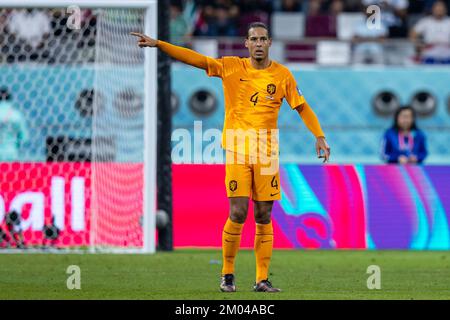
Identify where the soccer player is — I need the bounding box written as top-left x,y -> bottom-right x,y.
131,22 -> 330,293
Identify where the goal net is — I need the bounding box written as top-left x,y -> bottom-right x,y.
0,1 -> 157,253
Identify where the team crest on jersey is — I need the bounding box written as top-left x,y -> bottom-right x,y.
267,84 -> 276,95
229,180 -> 238,192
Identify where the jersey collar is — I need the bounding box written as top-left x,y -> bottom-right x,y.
245,58 -> 275,72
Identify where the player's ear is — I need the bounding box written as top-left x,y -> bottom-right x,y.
268,38 -> 272,47
244,38 -> 249,48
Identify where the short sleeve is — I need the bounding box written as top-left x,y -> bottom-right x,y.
284,71 -> 306,109
206,57 -> 224,78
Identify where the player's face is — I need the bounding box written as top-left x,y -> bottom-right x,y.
397,109 -> 414,131
245,28 -> 271,62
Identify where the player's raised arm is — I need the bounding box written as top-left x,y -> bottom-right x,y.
130,32 -> 208,70
296,102 -> 330,163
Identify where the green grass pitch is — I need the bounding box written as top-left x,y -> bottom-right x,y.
0,249 -> 449,299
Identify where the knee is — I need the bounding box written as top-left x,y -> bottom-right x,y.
229,204 -> 248,224
254,209 -> 271,224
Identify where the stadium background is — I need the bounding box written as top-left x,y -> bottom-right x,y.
1,0 -> 450,251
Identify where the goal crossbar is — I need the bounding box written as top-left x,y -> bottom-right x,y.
0,0 -> 156,9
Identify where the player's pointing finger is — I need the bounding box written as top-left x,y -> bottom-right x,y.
130,32 -> 144,38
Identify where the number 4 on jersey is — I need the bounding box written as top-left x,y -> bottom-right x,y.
250,92 -> 259,106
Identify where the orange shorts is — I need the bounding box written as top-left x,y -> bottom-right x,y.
225,151 -> 280,201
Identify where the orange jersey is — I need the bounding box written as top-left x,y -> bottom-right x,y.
205,56 -> 306,158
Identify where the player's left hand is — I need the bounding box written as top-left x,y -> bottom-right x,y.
316,137 -> 330,163
408,154 -> 418,163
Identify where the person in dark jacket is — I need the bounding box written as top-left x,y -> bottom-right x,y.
381,106 -> 428,164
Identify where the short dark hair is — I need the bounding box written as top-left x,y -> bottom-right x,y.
247,22 -> 271,38
392,105 -> 418,131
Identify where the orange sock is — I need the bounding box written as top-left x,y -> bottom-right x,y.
254,221 -> 274,283
221,218 -> 244,275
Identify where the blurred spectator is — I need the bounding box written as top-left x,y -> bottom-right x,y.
217,0 -> 240,17
237,0 -> 271,36
362,0 -> 409,37
408,0 -> 427,13
308,0 -> 327,15
183,0 -> 203,35
329,0 -> 345,15
305,0 -> 337,37
381,106 -> 427,164
239,0 -> 273,14
6,9 -> 51,49
410,0 -> 450,64
317,0 -> 361,13
209,5 -> 238,36
170,2 -> 190,46
0,87 -> 28,161
194,0 -> 239,36
352,6 -> 388,64
422,0 -> 450,12
275,0 -> 303,12
345,0 -> 366,11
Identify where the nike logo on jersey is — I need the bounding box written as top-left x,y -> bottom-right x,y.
270,192 -> 280,196
240,78 -> 249,81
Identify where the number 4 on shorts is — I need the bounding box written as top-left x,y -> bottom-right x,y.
271,176 -> 278,189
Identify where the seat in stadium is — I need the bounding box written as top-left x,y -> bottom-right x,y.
271,12 -> 305,40
316,41 -> 351,65
305,15 -> 337,38
285,43 -> 316,63
337,13 -> 365,40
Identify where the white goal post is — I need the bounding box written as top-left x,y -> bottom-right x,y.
0,0 -> 158,253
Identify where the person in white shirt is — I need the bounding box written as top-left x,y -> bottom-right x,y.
7,9 -> 51,49
410,0 -> 450,63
